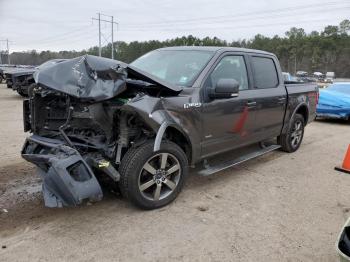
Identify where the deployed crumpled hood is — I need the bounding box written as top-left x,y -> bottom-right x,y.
34,55 -> 182,102
34,55 -> 128,102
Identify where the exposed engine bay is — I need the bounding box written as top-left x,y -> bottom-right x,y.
25,85 -> 154,158
21,55 -> 184,207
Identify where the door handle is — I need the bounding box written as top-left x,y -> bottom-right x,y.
277,97 -> 286,104
246,101 -> 257,107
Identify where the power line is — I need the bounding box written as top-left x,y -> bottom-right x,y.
17,15 -> 346,52
25,34 -> 98,51
116,5 -> 350,32
117,16 -> 348,33
122,6 -> 350,31
30,27 -> 95,46
31,25 -> 94,43
121,1 -> 348,28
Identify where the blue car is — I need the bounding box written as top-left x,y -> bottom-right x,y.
317,83 -> 350,120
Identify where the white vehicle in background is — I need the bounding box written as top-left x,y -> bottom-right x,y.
282,72 -> 301,83
282,72 -> 292,82
313,72 -> 324,80
296,71 -> 308,77
325,72 -> 335,83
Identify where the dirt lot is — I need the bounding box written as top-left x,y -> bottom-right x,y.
1,84 -> 350,262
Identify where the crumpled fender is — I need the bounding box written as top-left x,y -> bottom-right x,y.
122,94 -> 201,164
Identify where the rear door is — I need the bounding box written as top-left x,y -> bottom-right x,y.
249,55 -> 287,139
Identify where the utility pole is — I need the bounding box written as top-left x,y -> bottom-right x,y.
92,13 -> 118,59
294,45 -> 297,75
0,39 -> 10,64
111,16 -> 114,60
98,13 -> 101,57
6,39 -> 10,65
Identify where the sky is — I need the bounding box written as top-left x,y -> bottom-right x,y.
0,0 -> 349,52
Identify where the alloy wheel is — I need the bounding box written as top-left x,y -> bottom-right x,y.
138,153 -> 181,201
290,120 -> 303,148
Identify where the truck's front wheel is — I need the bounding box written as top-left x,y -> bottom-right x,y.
279,113 -> 305,152
119,140 -> 188,209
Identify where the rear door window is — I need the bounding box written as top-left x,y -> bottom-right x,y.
251,56 -> 279,89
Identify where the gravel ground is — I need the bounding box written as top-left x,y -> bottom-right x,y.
1,84 -> 350,262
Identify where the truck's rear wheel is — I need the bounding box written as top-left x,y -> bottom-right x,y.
119,140 -> 188,210
279,113 -> 305,152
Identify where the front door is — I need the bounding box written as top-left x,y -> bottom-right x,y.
200,54 -> 258,158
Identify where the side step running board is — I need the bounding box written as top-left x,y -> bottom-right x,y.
198,144 -> 281,176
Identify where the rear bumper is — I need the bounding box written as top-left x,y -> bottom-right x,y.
21,135 -> 103,207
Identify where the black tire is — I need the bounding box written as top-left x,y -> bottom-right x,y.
278,113 -> 305,153
17,89 -> 28,97
28,83 -> 36,98
119,140 -> 188,210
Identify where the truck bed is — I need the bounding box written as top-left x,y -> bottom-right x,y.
285,82 -> 318,94
285,82 -> 318,124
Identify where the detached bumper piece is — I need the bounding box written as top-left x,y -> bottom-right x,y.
22,135 -> 103,207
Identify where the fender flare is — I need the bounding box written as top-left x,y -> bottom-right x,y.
153,122 -> 169,151
291,102 -> 309,123
282,102 -> 309,135
153,122 -> 194,160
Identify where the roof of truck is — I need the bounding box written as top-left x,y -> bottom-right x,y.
158,46 -> 274,55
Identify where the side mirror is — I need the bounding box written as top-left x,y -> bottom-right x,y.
209,78 -> 239,99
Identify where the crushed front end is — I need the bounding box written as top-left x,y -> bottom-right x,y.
21,55 -> 179,207
22,86 -> 124,207
22,135 -> 104,207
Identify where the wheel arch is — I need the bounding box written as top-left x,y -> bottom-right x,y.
154,122 -> 193,164
281,102 -> 309,136
294,103 -> 309,124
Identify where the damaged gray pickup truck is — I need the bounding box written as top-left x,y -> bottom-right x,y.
21,47 -> 318,209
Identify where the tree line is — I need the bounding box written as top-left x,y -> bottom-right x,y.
8,19 -> 350,77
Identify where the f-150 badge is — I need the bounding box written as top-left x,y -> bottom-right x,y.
183,103 -> 202,109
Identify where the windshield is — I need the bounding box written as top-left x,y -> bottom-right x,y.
130,50 -> 214,87
328,84 -> 350,95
